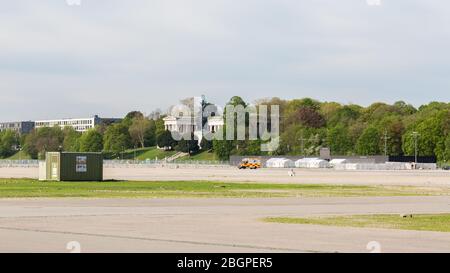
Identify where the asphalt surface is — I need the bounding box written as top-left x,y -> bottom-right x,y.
1,166 -> 449,186
0,196 -> 449,253
1,167 -> 449,253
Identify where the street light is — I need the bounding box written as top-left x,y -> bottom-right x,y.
298,131 -> 307,157
382,129 -> 390,157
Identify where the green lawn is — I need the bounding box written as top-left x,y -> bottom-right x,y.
133,147 -> 178,160
1,179 -> 450,199
177,151 -> 217,161
6,150 -> 31,160
104,147 -> 178,160
105,148 -> 219,161
264,214 -> 450,232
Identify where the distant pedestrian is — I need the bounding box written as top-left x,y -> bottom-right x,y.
288,169 -> 296,177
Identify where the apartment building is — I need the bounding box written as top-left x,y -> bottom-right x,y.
0,121 -> 35,134
35,115 -> 121,133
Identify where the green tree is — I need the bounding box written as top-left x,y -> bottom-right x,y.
356,127 -> 381,155
285,98 -> 320,117
402,110 -> 448,160
241,140 -> 263,156
290,107 -> 326,128
327,125 -> 353,156
103,123 -> 132,153
176,133 -> 200,154
80,129 -> 103,152
213,138 -> 234,160
154,118 -> 166,136
212,96 -> 249,160
144,119 -> 157,147
376,116 -> 405,155
444,135 -> 450,163
63,127 -> 81,152
0,130 -> 18,158
393,101 -> 417,115
327,105 -> 362,127
156,130 -> 177,150
124,111 -> 144,123
129,116 -> 152,148
227,96 -> 247,107
200,137 -> 213,151
23,127 -> 64,159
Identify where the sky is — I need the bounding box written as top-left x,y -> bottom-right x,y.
0,0 -> 449,121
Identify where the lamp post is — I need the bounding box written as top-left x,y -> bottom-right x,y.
383,129 -> 390,157
298,132 -> 308,157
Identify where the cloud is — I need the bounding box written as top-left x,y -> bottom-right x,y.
0,0 -> 449,121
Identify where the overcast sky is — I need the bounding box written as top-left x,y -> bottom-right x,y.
1,0 -> 449,121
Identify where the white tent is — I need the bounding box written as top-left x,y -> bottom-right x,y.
329,159 -> 348,166
265,158 -> 279,168
266,158 -> 295,168
280,158 -> 295,168
295,158 -> 329,169
294,158 -> 318,168
308,159 -> 330,169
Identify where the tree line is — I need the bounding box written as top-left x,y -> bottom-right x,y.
0,97 -> 448,163
212,97 -> 449,163
0,110 -> 205,160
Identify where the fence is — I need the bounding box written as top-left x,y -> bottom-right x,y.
0,160 -> 39,168
103,159 -> 230,169
333,162 -> 437,171
0,160 -> 440,170
229,155 -> 389,166
0,159 -> 229,167
389,156 -> 437,163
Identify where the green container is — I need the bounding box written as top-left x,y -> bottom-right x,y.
45,152 -> 103,181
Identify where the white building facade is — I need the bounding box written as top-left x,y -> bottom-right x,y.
163,96 -> 225,145
0,121 -> 35,134
163,115 -> 224,144
207,116 -> 224,133
35,115 -> 121,133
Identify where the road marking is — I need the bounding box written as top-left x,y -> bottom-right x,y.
0,226 -> 325,253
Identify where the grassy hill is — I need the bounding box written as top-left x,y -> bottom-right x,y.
4,147 -> 215,162
177,150 -> 217,161
104,148 -> 219,162
134,147 -> 178,160
6,150 -> 32,160
104,147 -> 178,160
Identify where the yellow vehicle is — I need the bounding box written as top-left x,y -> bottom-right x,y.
238,158 -> 261,169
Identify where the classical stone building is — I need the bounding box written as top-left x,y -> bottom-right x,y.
163,115 -> 224,144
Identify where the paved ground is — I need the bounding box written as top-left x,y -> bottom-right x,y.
0,196 -> 449,253
1,166 -> 449,186
1,167 -> 449,252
